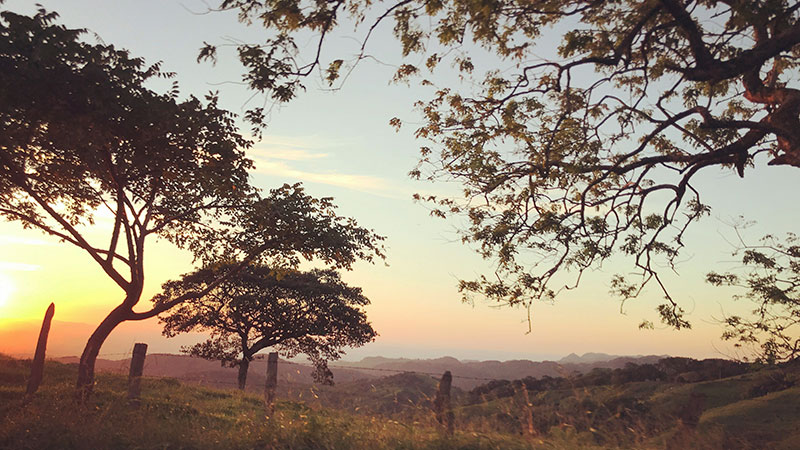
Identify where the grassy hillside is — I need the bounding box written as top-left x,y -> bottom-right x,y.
0,355 -> 531,450
2,354 -> 799,449
455,363 -> 800,449
300,372 -> 465,419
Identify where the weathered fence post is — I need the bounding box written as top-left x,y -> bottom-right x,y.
513,379 -> 536,437
433,370 -> 454,435
264,352 -> 278,417
24,302 -> 55,402
127,343 -> 147,407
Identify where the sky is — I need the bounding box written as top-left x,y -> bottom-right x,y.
1,0 -> 798,363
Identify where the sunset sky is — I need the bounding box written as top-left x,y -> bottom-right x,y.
1,0 -> 799,363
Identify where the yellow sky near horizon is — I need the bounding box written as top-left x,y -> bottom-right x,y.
0,204 -> 749,362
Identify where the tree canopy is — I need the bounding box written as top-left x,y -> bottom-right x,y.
157,265 -> 376,388
209,0 -> 800,328
707,232 -> 800,363
0,7 -> 384,394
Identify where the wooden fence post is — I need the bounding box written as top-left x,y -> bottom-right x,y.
434,370 -> 454,435
264,352 -> 278,417
24,302 -> 55,401
513,380 -> 536,437
127,343 -> 147,407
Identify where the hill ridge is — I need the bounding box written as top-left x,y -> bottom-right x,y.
51,353 -> 668,389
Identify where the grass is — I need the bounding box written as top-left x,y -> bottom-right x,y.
0,356 -> 537,450
2,354 -> 799,449
697,387 -> 800,448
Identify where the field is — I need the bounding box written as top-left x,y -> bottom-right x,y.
1,355 -> 799,449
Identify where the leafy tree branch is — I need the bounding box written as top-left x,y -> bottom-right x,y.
209,0 -> 800,328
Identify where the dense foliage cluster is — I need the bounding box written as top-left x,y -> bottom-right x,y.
157,265 -> 377,387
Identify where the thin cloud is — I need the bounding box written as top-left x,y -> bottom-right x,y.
249,147 -> 328,161
248,135 -> 399,197
0,261 -> 40,271
250,158 -> 390,193
257,134 -> 354,150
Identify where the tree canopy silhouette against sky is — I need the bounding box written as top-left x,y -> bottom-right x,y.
158,265 -> 376,389
0,6 -> 384,396
210,0 -> 800,331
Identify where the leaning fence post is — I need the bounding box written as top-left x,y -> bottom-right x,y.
24,302 -> 55,402
127,343 -> 147,407
264,352 -> 278,417
513,379 -> 536,437
434,370 -> 454,435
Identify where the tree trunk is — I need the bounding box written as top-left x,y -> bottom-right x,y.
237,359 -> 249,390
76,305 -> 128,401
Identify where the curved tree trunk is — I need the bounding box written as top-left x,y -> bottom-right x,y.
76,305 -> 129,401
237,359 -> 250,390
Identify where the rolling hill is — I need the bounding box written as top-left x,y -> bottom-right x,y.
2,354 -> 798,448
54,353 -> 672,391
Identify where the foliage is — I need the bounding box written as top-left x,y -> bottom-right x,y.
1,7 -> 250,288
707,232 -> 800,363
210,0 -> 800,328
0,6 -> 384,391
157,265 -> 377,386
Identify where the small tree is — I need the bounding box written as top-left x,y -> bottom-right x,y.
707,232 -> 800,364
0,8 -> 384,397
157,265 -> 376,389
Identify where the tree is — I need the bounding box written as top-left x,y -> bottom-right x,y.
157,264 -> 376,389
0,7 -> 384,397
707,232 -> 800,363
210,0 -> 800,328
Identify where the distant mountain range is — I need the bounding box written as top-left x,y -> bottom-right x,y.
51,352 -> 668,391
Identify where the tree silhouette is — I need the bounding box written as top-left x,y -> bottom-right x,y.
211,0 -> 800,328
0,7 -> 384,397
707,232 -> 800,363
158,265 -> 376,389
